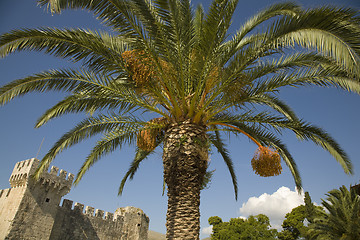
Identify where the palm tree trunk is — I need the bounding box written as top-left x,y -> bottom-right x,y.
163,120 -> 208,240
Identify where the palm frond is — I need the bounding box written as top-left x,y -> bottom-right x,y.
266,6 -> 360,76
38,0 -> 143,40
36,90 -> 137,128
187,0 -> 238,112
246,94 -> 299,121
244,52 -> 334,81
0,68 -> 114,105
209,111 -> 290,134
223,121 -> 302,191
118,147 -> 152,196
308,186 -> 360,239
221,2 -> 301,63
281,120 -> 353,174
209,131 -> 238,200
249,66 -> 360,96
118,132 -> 164,195
0,67 -> 170,120
215,116 -> 352,176
74,126 -> 141,185
33,114 -> 143,179
0,28 -> 128,74
130,0 -> 159,39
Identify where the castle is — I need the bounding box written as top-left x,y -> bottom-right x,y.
0,158 -> 149,240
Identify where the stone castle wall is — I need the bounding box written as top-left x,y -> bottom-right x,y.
49,200 -> 149,240
0,186 -> 27,239
0,158 -> 149,240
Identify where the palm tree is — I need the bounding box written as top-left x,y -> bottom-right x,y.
308,186 -> 360,240
0,0 -> 359,239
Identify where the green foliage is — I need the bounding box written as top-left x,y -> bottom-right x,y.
201,169 -> 215,190
278,205 -> 307,240
209,214 -> 278,240
208,216 -> 223,226
304,191 -> 316,224
308,185 -> 360,240
278,192 -> 323,240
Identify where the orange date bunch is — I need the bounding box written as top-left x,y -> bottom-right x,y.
251,146 -> 282,177
137,129 -> 157,152
121,50 -> 171,90
122,50 -> 155,88
137,118 -> 166,151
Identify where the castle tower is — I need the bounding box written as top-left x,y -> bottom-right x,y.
0,158 -> 74,239
0,158 -> 149,240
114,206 -> 149,239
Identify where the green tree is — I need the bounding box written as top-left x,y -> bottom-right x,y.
308,186 -> 360,240
0,0 -> 359,239
304,191 -> 316,224
209,214 -> 277,240
278,205 -> 307,240
278,192 -> 323,240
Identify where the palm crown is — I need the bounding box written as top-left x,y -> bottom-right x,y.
0,0 -> 359,239
308,186 -> 360,239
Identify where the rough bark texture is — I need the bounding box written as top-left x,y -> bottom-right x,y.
163,120 -> 208,240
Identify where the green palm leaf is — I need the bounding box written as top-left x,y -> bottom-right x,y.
75,126 -> 141,185
308,186 -> 360,239
209,131 -> 238,200
34,114 -> 143,179
0,28 -> 126,74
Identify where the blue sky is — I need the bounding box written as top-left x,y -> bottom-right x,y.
0,0 -> 359,238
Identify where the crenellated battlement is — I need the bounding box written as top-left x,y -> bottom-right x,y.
37,165 -> 74,196
48,165 -> 74,182
60,199 -> 123,222
7,158 -> 74,196
9,158 -> 39,188
59,199 -> 148,224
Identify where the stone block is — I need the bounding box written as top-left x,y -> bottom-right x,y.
59,170 -> 67,179
74,202 -> 84,213
62,199 -> 73,209
105,212 -> 114,220
67,173 -> 74,182
95,209 -> 104,218
50,166 -> 59,175
85,206 -> 94,216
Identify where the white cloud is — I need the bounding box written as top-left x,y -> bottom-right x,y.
202,225 -> 213,235
239,186 -> 304,229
